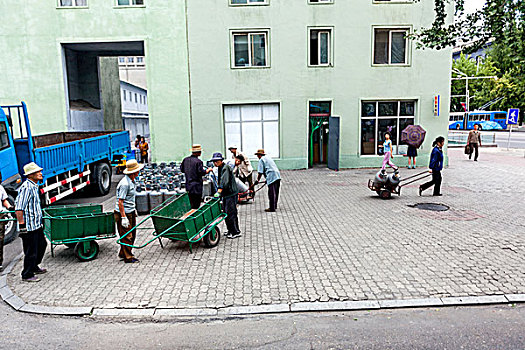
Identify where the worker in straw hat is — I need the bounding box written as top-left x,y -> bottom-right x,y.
254,149 -> 281,212
115,159 -> 144,263
228,145 -> 253,188
181,144 -> 208,209
15,162 -> 47,282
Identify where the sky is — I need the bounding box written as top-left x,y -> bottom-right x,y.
463,0 -> 486,13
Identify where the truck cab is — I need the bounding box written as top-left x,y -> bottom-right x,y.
0,106 -> 22,194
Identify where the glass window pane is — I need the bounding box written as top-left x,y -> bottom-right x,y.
251,34 -> 266,66
374,29 -> 389,64
234,34 -> 249,67
310,101 -> 331,116
224,105 -> 241,122
378,102 -> 397,116
225,123 -> 241,152
118,0 -> 130,5
391,32 -> 407,64
241,105 -> 262,121
263,104 -> 279,121
134,0 -> 144,4
362,102 -> 376,117
242,122 -> 262,157
76,0 -> 87,5
60,0 -> 73,5
310,31 -> 319,65
263,122 -> 279,158
232,0 -> 247,3
377,119 -> 397,155
361,119 -> 375,155
400,101 -> 415,116
320,32 -> 329,64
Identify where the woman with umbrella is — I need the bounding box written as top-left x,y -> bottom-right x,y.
401,125 -> 426,169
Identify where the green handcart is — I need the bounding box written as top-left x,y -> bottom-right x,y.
43,204 -> 116,261
117,193 -> 226,253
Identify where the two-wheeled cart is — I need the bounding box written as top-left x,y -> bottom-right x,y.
368,170 -> 431,199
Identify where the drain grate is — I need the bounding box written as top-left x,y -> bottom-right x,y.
408,203 -> 450,212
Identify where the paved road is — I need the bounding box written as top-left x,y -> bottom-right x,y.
494,130 -> 525,149
0,299 -> 523,349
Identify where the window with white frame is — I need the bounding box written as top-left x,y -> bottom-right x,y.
137,57 -> 144,63
373,28 -> 409,65
231,0 -> 267,4
309,28 -> 332,66
118,57 -> 126,63
308,0 -> 333,3
360,100 -> 415,155
58,0 -> 87,7
232,31 -> 269,68
123,90 -> 127,101
224,104 -> 280,158
116,0 -> 144,6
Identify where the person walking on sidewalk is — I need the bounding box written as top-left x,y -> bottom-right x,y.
0,173 -> 15,272
254,149 -> 281,212
115,159 -> 143,263
419,136 -> 445,197
209,153 -> 241,239
14,162 -> 47,282
228,145 -> 253,187
181,144 -> 207,209
467,124 -> 482,161
139,137 -> 149,164
381,132 -> 399,172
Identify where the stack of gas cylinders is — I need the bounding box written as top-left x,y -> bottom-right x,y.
372,169 -> 401,191
135,162 -> 187,214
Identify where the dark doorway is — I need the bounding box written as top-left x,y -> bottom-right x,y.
308,101 -> 331,167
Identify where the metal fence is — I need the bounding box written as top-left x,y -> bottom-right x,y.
448,131 -> 496,145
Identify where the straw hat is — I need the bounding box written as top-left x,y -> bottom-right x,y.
23,162 -> 43,176
254,149 -> 266,156
191,144 -> 202,153
123,159 -> 144,174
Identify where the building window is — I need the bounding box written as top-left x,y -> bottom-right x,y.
360,100 -> 415,156
119,57 -> 126,63
128,57 -> 134,63
123,90 -> 127,101
0,122 -> 10,151
230,0 -> 268,5
58,0 -> 87,7
308,0 -> 333,3
129,91 -> 132,100
373,28 -> 409,65
224,104 -> 279,158
137,57 -> 144,63
232,31 -> 269,68
309,28 -> 333,66
135,93 -> 138,103
117,0 -> 144,6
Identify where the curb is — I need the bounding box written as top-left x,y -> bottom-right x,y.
2,255 -> 524,318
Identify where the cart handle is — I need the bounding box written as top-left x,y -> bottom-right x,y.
0,211 -> 16,223
399,170 -> 431,183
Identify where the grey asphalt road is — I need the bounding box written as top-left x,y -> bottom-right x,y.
494,130 -> 525,149
0,299 -> 523,349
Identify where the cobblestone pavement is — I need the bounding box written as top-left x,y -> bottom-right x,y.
7,148 -> 525,309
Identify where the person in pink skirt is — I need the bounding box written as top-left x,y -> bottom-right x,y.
381,132 -> 399,172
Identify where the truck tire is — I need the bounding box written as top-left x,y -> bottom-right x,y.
93,162 -> 112,196
3,196 -> 17,245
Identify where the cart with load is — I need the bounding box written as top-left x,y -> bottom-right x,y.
43,204 -> 116,261
368,170 -> 431,199
117,193 -> 226,253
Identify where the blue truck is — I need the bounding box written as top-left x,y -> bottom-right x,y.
1,102 -> 131,243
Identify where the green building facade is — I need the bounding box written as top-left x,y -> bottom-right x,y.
0,0 -> 452,169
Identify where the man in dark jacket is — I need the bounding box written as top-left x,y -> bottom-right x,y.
210,152 -> 241,239
181,145 -> 207,209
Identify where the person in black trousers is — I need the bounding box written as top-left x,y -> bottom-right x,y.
419,136 -> 445,196
181,145 -> 207,209
210,152 -> 241,239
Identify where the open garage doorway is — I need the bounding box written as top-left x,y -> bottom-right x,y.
61,41 -> 145,134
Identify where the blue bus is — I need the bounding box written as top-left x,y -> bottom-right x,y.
449,111 -> 507,130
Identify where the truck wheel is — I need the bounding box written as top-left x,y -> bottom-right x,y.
74,241 -> 99,261
93,163 -> 112,196
203,227 -> 220,248
3,196 -> 17,245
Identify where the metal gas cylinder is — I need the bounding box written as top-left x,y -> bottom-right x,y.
202,180 -> 212,197
235,178 -> 249,193
135,191 -> 150,214
386,173 -> 401,187
149,190 -> 164,210
373,170 -> 388,187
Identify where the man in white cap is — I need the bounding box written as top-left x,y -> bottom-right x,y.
228,145 -> 253,188
115,159 -> 143,263
15,162 -> 47,282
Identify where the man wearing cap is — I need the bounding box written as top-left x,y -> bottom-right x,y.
209,153 -> 241,239
181,145 -> 208,209
254,149 -> 281,212
115,159 -> 143,263
228,145 -> 253,188
15,162 -> 47,282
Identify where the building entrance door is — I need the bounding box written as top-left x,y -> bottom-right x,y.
308,101 -> 331,167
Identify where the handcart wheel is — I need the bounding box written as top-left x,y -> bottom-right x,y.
379,190 -> 392,199
74,241 -> 99,262
203,227 -> 221,248
65,243 -> 77,249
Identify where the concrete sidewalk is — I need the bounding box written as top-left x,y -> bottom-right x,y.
3,149 -> 525,315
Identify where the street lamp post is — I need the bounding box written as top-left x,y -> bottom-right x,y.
450,70 -> 498,112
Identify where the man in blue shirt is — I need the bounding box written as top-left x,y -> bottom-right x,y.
15,162 -> 47,282
254,149 -> 281,212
